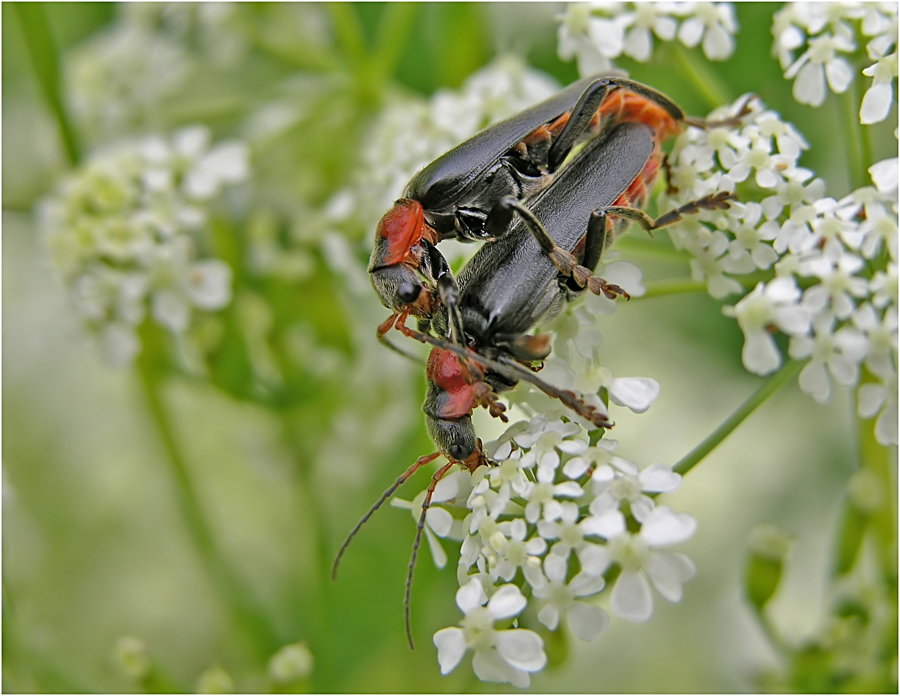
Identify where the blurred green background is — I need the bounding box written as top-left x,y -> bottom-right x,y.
3,3 -> 896,693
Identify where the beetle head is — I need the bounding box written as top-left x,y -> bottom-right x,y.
422,348 -> 490,473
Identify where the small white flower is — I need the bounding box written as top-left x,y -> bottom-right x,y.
590,460 -> 682,523
784,32 -> 856,107
858,375 -> 899,446
724,278 -> 813,374
675,2 -> 738,61
789,314 -> 868,402
434,580 -> 546,689
860,39 -> 898,125
514,417 -> 587,474
532,554 -> 609,641
579,506 -> 697,622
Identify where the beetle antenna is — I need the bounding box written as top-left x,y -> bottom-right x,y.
405,460 -> 455,650
332,451 -> 442,581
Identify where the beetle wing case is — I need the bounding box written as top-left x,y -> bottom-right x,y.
405,73 -> 625,214
453,121 -> 655,346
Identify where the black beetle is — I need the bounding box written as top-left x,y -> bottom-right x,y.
368,74 -> 685,338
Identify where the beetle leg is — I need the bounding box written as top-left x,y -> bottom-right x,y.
395,318 -> 613,430
547,79 -> 612,171
377,313 -> 422,361
601,190 -> 737,234
683,94 -> 754,130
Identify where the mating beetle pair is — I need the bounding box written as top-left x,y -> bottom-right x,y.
338,73 -> 743,648
368,74 -> 685,346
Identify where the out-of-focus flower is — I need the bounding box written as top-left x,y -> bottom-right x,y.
40,126 -> 248,366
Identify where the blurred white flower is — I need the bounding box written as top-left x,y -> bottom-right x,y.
40,126 -> 247,365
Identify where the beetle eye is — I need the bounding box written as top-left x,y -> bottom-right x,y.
448,444 -> 470,461
398,282 -> 421,304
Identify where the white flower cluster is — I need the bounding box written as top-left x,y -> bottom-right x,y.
660,95 -> 898,445
40,126 -> 249,366
349,56 -> 560,244
772,2 -> 898,123
398,414 -> 695,688
557,2 -> 738,75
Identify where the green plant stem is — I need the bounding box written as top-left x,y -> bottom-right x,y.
136,361 -> 280,661
373,3 -> 418,80
278,411 -> 335,693
672,43 -> 732,109
839,86 -> 868,191
855,369 -> 898,581
328,3 -> 366,67
673,360 -> 803,477
752,605 -> 791,657
640,271 -> 774,300
15,3 -> 81,166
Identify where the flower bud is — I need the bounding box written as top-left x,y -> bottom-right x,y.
113,636 -> 151,680
268,642 -> 314,683
195,665 -> 234,694
744,523 -> 792,611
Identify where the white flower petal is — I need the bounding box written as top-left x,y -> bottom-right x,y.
582,509 -> 626,539
858,383 -> 886,418
568,602 -> 609,642
638,463 -> 681,493
793,61 -> 826,107
825,58 -> 853,94
640,507 -> 697,546
875,398 -> 898,446
426,507 -> 454,537
495,629 -> 547,672
645,550 -> 696,602
743,330 -> 782,375
608,377 -> 660,413
538,603 -> 560,631
433,627 -> 466,674
487,584 -> 526,620
611,570 -> 653,622
456,578 -> 487,613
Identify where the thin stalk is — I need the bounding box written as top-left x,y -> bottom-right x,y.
372,3 -> 418,80
640,278 -> 708,298
15,3 -> 81,166
839,86 -> 868,191
639,270 -> 775,300
855,369 -> 897,580
328,3 -> 366,67
278,411 -> 335,693
752,605 -> 791,657
674,360 -> 802,477
136,361 -> 281,660
672,43 -> 732,109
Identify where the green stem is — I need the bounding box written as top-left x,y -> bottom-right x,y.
673,360 -> 803,477
855,368 -> 897,581
372,3 -> 419,80
278,411 -> 335,693
752,605 -> 791,657
640,278 -> 708,298
640,271 -> 773,300
136,361 -> 281,661
671,43 -> 732,109
839,85 -> 868,191
15,3 -> 81,166
328,3 -> 366,66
